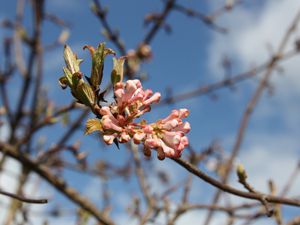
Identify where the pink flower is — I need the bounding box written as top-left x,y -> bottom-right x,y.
162,131 -> 189,152
160,109 -> 190,130
113,79 -> 161,119
103,134 -> 118,145
141,108 -> 190,159
158,109 -> 190,158
100,106 -> 123,132
97,79 -> 190,159
133,132 -> 146,144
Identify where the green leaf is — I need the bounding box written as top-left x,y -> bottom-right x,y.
91,43 -> 105,88
104,47 -> 116,56
111,57 -> 125,85
76,83 -> 96,107
85,118 -> 103,134
64,45 -> 81,74
84,43 -> 115,90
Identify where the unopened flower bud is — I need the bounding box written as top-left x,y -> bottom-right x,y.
236,163 -> 247,181
143,147 -> 152,157
157,148 -> 165,160
137,44 -> 152,60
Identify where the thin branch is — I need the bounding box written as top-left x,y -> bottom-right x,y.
172,158 -> 300,207
209,0 -> 243,20
173,3 -> 227,33
28,0 -> 44,135
92,0 -> 126,56
143,0 -> 176,45
0,189 -> 47,204
0,39 -> 14,124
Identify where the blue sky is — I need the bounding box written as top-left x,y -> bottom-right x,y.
0,0 -> 300,224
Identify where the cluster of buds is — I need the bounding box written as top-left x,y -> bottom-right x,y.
60,43 -> 190,160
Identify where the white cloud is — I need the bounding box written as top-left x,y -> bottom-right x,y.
207,0 -> 300,77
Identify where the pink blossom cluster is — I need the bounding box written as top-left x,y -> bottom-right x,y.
99,79 -> 190,160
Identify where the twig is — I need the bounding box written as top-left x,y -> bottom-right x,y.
0,39 -> 14,125
26,0 -> 44,154
237,165 -> 273,216
143,0 -> 176,45
209,0 -> 243,20
172,158 -> 300,207
173,3 -> 227,33
92,0 -> 126,56
0,189 -> 47,204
